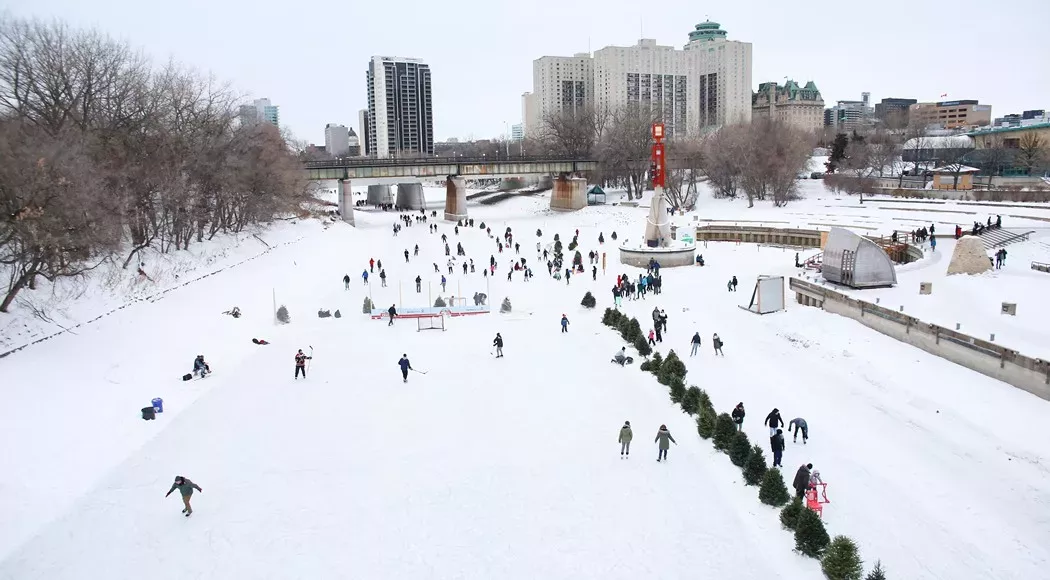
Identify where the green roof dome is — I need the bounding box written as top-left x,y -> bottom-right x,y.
688,20 -> 728,42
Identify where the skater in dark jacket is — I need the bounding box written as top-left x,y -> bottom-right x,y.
343,274 -> 350,289
655,425 -> 677,461
770,429 -> 785,467
398,354 -> 412,382
690,332 -> 702,356
388,304 -> 397,326
165,475 -> 203,516
731,402 -> 745,431
493,333 -> 504,357
793,463 -> 813,498
619,421 -> 633,457
294,349 -> 311,379
560,314 -> 570,333
764,408 -> 784,437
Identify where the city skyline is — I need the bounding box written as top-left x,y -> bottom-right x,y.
6,0 -> 1047,143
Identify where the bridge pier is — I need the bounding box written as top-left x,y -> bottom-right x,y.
396,183 -> 426,210
549,175 -> 587,211
444,176 -> 468,222
337,179 -> 355,226
366,184 -> 393,206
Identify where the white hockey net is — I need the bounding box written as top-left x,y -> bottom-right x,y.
417,314 -> 446,332
447,296 -> 468,307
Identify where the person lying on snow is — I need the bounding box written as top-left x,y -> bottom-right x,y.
611,347 -> 632,366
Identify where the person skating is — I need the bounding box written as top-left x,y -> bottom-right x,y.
732,402 -> 745,432
387,304 -> 397,326
294,349 -> 312,379
792,463 -> 813,499
192,355 -> 210,378
731,276 -> 738,291
770,428 -> 785,467
619,421 -> 633,457
726,279 -> 733,292
712,333 -> 724,356
343,274 -> 350,290
398,354 -> 412,383
441,275 -> 447,292
165,475 -> 203,516
655,424 -> 677,462
362,269 -> 369,285
415,276 -> 422,293
592,265 -> 597,281
560,314 -> 570,333
369,258 -> 375,272
690,332 -> 702,356
493,333 -> 504,358
764,408 -> 784,437
788,417 -> 808,444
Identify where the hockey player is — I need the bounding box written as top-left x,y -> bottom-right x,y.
415,276 -> 422,293
165,475 -> 203,516
343,274 -> 350,290
493,333 -> 504,357
764,408 -> 784,437
788,417 -> 809,444
732,402 -> 745,431
294,349 -> 312,379
398,354 -> 412,383
560,314 -> 570,333
618,421 -> 633,457
655,425 -> 677,462
387,304 -> 397,326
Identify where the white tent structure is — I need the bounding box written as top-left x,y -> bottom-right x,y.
821,228 -> 897,288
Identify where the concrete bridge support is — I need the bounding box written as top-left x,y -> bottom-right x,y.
396,183 -> 426,210
444,176 -> 468,222
366,184 -> 393,206
549,176 -> 587,211
336,179 -> 355,226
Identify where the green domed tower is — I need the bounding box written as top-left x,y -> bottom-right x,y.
688,21 -> 728,43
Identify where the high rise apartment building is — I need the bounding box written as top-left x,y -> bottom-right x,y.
358,109 -> 371,156
824,93 -> 873,132
324,123 -> 350,157
751,80 -> 824,133
366,56 -> 434,158
526,21 -> 751,138
238,98 -> 280,128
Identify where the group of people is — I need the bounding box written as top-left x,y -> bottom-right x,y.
760,407 -> 809,468
617,421 -> 678,462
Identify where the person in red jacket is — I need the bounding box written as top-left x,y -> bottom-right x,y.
294,349 -> 312,379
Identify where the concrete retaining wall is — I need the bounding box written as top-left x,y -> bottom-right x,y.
789,277 -> 1050,401
695,225 -> 823,248
619,247 -> 696,268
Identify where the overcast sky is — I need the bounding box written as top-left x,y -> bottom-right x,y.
6,0 -> 1048,143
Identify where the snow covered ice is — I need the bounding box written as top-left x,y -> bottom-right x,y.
1,183 -> 1049,579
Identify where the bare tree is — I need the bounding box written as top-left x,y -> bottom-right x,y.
701,124 -> 749,199
596,105 -> 656,199
739,119 -> 812,207
665,135 -> 704,210
0,121 -> 121,312
1017,132 -> 1047,176
976,135 -> 1012,188
538,106 -> 603,158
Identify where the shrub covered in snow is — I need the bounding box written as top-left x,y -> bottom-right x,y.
500,297 -> 512,313
362,297 -> 374,314
276,305 -> 290,324
434,297 -> 447,307
581,291 -> 596,308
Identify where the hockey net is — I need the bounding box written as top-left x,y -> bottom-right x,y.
417,314 -> 446,332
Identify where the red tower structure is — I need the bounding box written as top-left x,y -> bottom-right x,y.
651,122 -> 666,188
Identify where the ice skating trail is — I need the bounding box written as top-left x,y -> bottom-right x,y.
0,192 -> 1048,580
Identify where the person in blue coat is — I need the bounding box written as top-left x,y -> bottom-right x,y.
560,314 -> 570,333
398,354 -> 412,383
361,269 -> 369,284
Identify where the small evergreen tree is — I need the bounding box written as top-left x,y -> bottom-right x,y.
697,389 -> 714,415
569,240 -> 578,251
581,291 -> 596,308
794,508 -> 831,558
680,387 -> 702,415
362,297 -> 374,314
602,308 -> 622,326
536,228 -> 542,237
554,233 -> 560,242
646,351 -> 663,375
479,221 -> 486,229
611,231 -> 617,240
554,240 -> 563,255
668,376 -> 686,404
434,297 -> 447,307
780,497 -> 804,530
276,305 -> 291,324
712,413 -> 738,451
696,407 -> 716,439
660,350 -> 687,379
729,431 -> 751,467
864,561 -> 887,580
622,318 -> 643,343
822,535 -> 864,580
617,316 -> 633,340
333,310 -> 341,318
758,468 -> 791,507
634,335 -> 652,356
826,133 -> 849,173
500,297 -> 512,313
743,445 -> 768,486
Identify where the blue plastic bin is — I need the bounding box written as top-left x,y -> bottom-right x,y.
152,398 -> 163,413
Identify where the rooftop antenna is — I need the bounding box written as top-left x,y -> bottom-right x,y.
640,16 -> 643,39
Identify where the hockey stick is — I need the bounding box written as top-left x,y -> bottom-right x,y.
410,368 -> 428,375
307,346 -> 314,373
